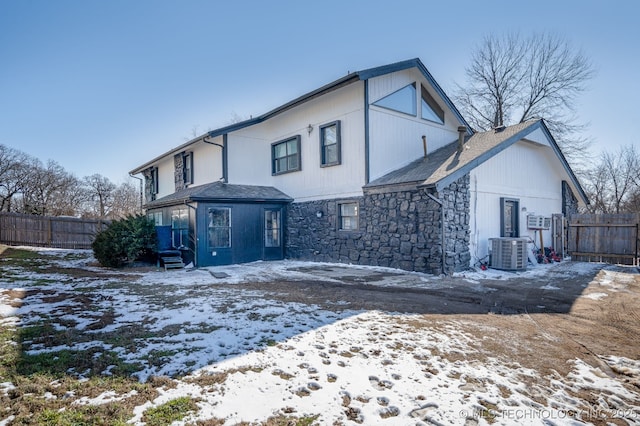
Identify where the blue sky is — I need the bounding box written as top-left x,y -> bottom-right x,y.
1,0 -> 638,184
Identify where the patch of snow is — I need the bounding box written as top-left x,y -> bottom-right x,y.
0,382 -> 16,396
540,284 -> 560,290
74,389 -> 139,406
582,292 -> 608,300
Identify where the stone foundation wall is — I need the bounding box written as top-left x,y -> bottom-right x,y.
286,175 -> 471,274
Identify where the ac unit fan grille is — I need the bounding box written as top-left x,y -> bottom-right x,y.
490,238 -> 528,271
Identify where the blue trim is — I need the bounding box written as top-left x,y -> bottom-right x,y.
319,120 -> 342,167
364,79 -> 370,184
536,120 -> 589,205
222,134 -> 229,182
271,135 -> 302,175
358,58 -> 471,134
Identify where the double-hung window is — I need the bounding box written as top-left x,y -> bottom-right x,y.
272,136 -> 301,175
338,202 -> 359,231
320,121 -> 341,167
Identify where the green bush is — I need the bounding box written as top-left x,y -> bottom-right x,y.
92,215 -> 157,267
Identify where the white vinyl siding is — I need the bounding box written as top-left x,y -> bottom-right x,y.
367,68 -> 462,182
191,138 -> 224,186
227,82 -> 366,202
155,156 -> 175,199
468,140 -> 567,266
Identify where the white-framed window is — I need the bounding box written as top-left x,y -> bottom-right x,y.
272,136 -> 301,175
171,207 -> 188,248
148,211 -> 163,226
339,202 -> 359,231
320,121 -> 341,167
208,208 -> 231,248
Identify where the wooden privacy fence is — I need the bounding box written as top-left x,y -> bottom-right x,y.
567,213 -> 639,266
0,212 -> 110,250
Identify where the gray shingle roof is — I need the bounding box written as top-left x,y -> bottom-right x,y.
365,120 -> 545,192
145,182 -> 293,208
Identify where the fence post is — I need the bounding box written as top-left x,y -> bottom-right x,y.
48,216 -> 52,247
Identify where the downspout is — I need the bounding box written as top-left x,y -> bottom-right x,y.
427,192 -> 446,275
128,174 -> 143,213
203,133 -> 228,183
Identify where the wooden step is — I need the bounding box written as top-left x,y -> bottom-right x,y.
161,256 -> 185,270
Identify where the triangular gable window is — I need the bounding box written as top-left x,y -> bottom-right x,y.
373,83 -> 416,116
421,85 -> 444,124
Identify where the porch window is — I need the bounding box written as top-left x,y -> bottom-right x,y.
264,209 -> 281,247
148,211 -> 163,226
171,208 -> 189,248
272,136 -> 301,175
339,202 -> 359,231
208,208 -> 231,248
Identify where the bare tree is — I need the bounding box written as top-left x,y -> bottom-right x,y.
19,159 -> 80,216
109,180 -> 141,219
83,174 -> 116,219
0,144 -> 35,212
583,145 -> 640,213
455,32 -> 595,166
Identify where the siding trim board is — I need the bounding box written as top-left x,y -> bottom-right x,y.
364,79 -> 370,184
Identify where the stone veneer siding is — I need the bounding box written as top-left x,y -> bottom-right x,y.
174,153 -> 185,191
142,168 -> 155,203
286,175 -> 471,274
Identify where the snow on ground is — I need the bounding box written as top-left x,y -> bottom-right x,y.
1,247 -> 639,425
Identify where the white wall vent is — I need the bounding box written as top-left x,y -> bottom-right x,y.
489,238 -> 528,271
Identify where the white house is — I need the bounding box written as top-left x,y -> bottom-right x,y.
130,58 -> 588,272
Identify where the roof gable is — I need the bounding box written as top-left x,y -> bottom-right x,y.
130,58 -> 470,175
365,119 -> 589,205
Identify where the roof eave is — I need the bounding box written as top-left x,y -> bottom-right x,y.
130,58 -> 472,174
422,121 -> 543,192
536,121 -> 590,205
358,58 -> 473,133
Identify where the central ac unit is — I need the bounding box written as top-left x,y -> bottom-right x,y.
489,238 -> 528,271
